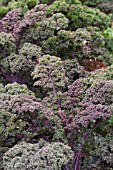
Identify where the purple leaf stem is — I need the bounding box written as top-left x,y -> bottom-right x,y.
73,150 -> 82,170
44,119 -> 63,142
63,165 -> 72,170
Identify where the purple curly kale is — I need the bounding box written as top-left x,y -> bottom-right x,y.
1,8 -> 22,33
75,103 -> 112,128
63,59 -> 88,84
13,4 -> 48,48
0,93 -> 41,118
1,43 -> 42,85
32,54 -> 68,91
82,80 -> 113,105
1,43 -> 42,73
3,140 -> 74,170
0,1 -> 113,169
67,80 -> 113,128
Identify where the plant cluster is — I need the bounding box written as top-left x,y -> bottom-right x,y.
0,0 -> 113,169
3,140 -> 73,170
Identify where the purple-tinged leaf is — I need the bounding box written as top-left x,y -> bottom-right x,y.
1,72 -> 17,83
67,115 -> 73,124
0,68 -> 24,84
44,120 -> 55,133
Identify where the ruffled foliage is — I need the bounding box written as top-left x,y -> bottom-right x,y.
47,0 -> 110,30
80,0 -> 113,7
1,8 -> 23,33
0,82 -> 35,95
42,27 -> 113,65
0,0 -> 39,19
85,65 -> 113,85
1,43 -> 42,73
3,140 -> 73,170
0,32 -> 16,58
1,0 -> 113,169
32,54 -> 68,90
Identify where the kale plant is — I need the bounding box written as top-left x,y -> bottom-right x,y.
0,0 -> 113,169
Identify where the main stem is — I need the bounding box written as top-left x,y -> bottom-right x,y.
49,75 -> 67,123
